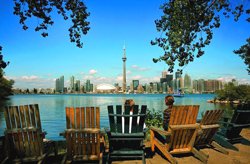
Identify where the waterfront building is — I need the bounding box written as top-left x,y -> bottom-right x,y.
55,76 -> 64,93
85,80 -> 91,93
162,82 -> 168,93
122,45 -> 127,93
75,80 -> 80,92
198,79 -> 205,93
145,83 -> 151,93
152,82 -> 158,93
184,73 -> 192,93
132,80 -> 139,91
96,83 -> 116,93
70,76 -> 75,92
175,71 -> 182,79
137,84 -> 144,93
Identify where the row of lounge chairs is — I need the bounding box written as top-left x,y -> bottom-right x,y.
1,104 -> 250,163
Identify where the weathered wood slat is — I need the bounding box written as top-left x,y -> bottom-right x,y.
19,106 -> 26,128
138,105 -> 147,132
24,105 -> 31,128
108,106 -> 115,132
124,106 -> 130,133
116,105 -> 122,133
91,107 -> 95,156
34,104 -> 42,130
10,106 -> 17,129
4,106 -> 11,129
132,106 -> 139,133
66,107 -> 71,129
14,106 -> 21,128
29,105 -> 36,128
76,107 -> 80,129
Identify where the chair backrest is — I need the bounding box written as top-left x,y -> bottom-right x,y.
169,105 -> 199,125
65,107 -> 100,160
107,105 -> 147,133
5,104 -> 42,131
200,109 -> 224,125
230,110 -> 250,124
4,104 -> 43,159
195,109 -> 224,146
168,105 -> 199,153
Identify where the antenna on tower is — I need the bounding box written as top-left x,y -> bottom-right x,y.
123,40 -> 126,50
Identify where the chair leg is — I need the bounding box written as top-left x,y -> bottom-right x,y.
142,153 -> 146,164
211,141 -> 229,154
154,139 -> 177,164
61,154 -> 67,164
213,134 -> 239,151
191,147 -> 208,163
150,130 -> 155,152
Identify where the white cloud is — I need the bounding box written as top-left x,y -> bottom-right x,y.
89,69 -> 97,75
21,75 -> 39,81
131,65 -> 150,71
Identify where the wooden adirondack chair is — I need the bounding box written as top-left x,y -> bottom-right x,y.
195,109 -> 228,154
213,109 -> 250,151
62,106 -> 103,163
3,104 -> 47,163
150,105 -> 208,164
106,105 -> 147,164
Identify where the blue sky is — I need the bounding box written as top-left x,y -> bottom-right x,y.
1,0 -> 250,89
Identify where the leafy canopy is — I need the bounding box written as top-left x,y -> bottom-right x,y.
151,0 -> 249,73
13,0 -> 90,48
234,37 -> 250,74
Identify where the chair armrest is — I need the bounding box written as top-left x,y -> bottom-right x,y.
150,126 -> 171,136
219,121 -> 250,128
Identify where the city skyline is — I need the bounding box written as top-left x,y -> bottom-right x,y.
1,0 -> 250,89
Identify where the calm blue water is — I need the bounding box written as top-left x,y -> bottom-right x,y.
0,94 -> 233,140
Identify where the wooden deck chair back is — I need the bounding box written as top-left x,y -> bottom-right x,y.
65,107 -> 101,161
150,105 -> 208,163
231,110 -> 250,124
4,104 -> 45,162
168,105 -> 199,153
107,105 -> 147,134
195,109 -> 228,154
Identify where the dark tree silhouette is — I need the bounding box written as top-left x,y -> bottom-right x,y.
12,0 -> 90,48
234,37 -> 250,74
151,0 -> 249,73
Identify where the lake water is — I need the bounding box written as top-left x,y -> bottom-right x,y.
0,94 -> 234,140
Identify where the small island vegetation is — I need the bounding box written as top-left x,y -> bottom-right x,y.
211,80 -> 250,104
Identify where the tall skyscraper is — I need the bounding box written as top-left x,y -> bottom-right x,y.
55,76 -> 64,93
122,45 -> 127,93
70,76 -> 75,91
59,76 -> 64,93
184,73 -> 192,93
132,80 -> 139,90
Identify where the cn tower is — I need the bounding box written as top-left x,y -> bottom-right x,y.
122,45 -> 127,93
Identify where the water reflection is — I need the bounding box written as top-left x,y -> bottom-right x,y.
0,94 -> 237,140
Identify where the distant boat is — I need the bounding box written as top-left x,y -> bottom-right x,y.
173,93 -> 184,97
173,89 -> 184,97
